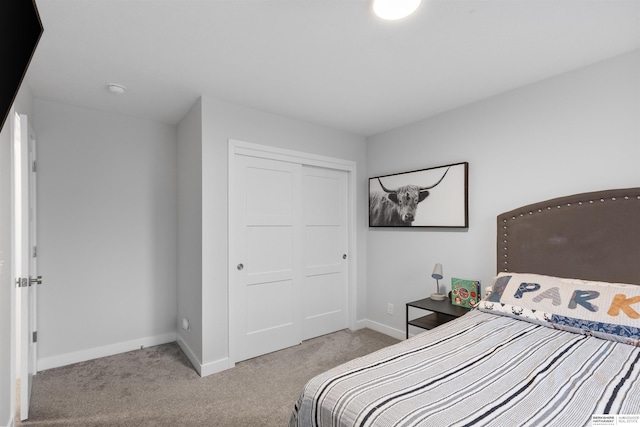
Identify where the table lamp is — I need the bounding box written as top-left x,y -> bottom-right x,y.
430,263 -> 446,301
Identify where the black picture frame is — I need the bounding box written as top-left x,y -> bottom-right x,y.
369,162 -> 468,228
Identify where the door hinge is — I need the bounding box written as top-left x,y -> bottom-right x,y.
32,160 -> 37,173
32,331 -> 37,343
33,245 -> 37,258
15,278 -> 28,288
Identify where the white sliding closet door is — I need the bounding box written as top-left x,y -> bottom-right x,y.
231,155 -> 303,362
229,141 -> 353,364
301,166 -> 348,340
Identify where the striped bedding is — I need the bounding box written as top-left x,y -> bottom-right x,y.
289,310 -> 640,427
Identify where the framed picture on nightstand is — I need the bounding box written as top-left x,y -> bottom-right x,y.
451,278 -> 481,308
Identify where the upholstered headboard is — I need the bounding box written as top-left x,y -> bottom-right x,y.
497,188 -> 640,285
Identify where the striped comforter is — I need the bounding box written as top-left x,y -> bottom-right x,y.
289,310 -> 640,427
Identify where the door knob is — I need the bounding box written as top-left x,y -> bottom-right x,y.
343,254 -> 347,260
237,263 -> 244,271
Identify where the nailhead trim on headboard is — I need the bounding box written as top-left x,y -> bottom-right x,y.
500,194 -> 640,272
497,189 -> 640,284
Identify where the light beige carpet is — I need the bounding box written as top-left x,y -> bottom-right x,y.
18,328 -> 399,426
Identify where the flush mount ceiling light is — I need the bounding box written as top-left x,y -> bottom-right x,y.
106,83 -> 126,95
373,0 -> 422,20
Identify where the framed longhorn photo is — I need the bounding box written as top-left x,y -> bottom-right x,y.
369,162 -> 468,228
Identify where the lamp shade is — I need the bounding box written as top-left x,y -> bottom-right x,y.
431,263 -> 443,280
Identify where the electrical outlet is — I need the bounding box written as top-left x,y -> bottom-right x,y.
387,303 -> 394,315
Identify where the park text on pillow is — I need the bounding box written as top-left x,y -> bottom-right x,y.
478,272 -> 640,346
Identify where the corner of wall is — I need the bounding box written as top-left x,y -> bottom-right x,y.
176,333 -> 233,378
176,332 -> 201,375
176,96 -> 204,370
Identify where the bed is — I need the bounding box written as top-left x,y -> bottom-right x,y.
289,187 -> 640,427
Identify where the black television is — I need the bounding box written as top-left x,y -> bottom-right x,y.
0,0 -> 43,132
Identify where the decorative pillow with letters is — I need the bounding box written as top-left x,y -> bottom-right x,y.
478,272 -> 640,346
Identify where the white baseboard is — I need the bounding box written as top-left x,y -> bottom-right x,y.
38,332 -> 177,372
176,334 -> 201,375
35,322 -> 403,377
352,319 -> 368,330
354,319 -> 405,341
176,334 -> 233,378
200,357 -> 233,378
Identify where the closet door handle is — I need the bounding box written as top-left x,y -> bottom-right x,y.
237,263 -> 244,271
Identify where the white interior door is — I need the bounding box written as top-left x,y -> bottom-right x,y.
14,114 -> 38,421
301,166 -> 348,340
231,155 -> 302,362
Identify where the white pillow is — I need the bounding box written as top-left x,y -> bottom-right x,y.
478,272 -> 640,346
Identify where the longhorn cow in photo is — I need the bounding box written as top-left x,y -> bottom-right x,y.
369,167 -> 450,226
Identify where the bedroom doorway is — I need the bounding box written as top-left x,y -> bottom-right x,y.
12,112 -> 39,421
228,140 -> 355,363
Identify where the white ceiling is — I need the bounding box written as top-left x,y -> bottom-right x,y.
25,0 -> 640,137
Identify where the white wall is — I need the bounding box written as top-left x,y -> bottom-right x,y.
34,100 -> 179,370
366,50 -> 640,338
178,96 -> 367,374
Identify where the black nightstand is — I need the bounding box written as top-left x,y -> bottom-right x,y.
406,297 -> 471,339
